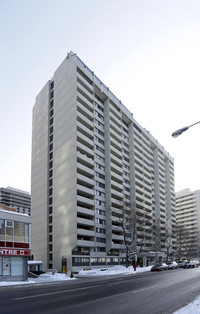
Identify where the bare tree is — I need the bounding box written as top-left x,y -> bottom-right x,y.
119,204 -> 137,267
175,225 -> 190,261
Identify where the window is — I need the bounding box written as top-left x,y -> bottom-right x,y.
123,164 -> 129,170
122,120 -> 128,128
95,94 -> 104,104
96,237 -> 106,243
95,200 -> 105,207
122,148 -> 129,155
94,101 -> 104,112
95,163 -> 105,171
95,208 -> 106,215
95,190 -> 105,198
6,220 -> 14,228
123,141 -> 129,148
95,153 -> 105,162
72,257 -> 90,266
94,119 -> 104,129
14,222 -> 25,242
95,171 -> 105,180
94,136 -> 104,146
95,181 -> 105,189
96,218 -> 106,225
122,127 -> 128,134
6,221 -> 14,241
124,178 -> 130,185
94,110 -> 104,121
11,257 -> 23,276
123,171 -> 130,178
0,220 -> 5,241
96,228 -> 106,234
95,144 -> 104,154
94,127 -> 104,137
123,156 -> 129,163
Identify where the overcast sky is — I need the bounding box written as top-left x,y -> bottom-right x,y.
1,0 -> 200,193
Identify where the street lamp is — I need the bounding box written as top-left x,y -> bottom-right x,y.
171,121 -> 200,138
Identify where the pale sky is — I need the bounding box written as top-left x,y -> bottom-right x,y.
0,0 -> 200,193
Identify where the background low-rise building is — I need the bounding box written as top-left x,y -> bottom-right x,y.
0,204 -> 31,281
0,187 -> 31,215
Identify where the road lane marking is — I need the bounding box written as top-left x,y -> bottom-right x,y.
14,283 -> 159,301
133,284 -> 159,293
13,285 -> 100,301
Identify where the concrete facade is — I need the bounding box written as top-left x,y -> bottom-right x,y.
176,188 -> 200,259
31,52 -> 176,271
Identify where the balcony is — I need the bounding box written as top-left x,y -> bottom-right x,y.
77,93 -> 93,112
77,162 -> 94,177
111,171 -> 123,184
77,120 -> 94,138
77,81 -> 93,102
110,104 -> 121,119
77,131 -> 94,148
110,126 -> 122,142
110,154 -> 122,167
110,146 -> 122,159
111,180 -> 123,192
77,206 -> 94,217
77,101 -> 93,120
77,173 -> 94,187
111,189 -> 123,200
77,239 -> 95,247
111,243 -> 124,249
112,234 -> 124,241
77,228 -> 95,237
110,162 -> 123,176
77,195 -> 94,207
77,184 -> 94,197
77,72 -> 93,93
77,142 -> 94,158
77,111 -> 93,129
77,217 -> 95,227
110,119 -> 121,134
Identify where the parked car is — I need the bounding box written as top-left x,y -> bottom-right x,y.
177,261 -> 186,268
151,263 -> 168,271
184,261 -> 199,268
166,261 -> 178,269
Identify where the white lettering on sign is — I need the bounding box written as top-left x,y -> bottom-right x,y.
0,248 -> 30,256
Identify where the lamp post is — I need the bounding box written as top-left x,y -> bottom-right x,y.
171,121 -> 200,138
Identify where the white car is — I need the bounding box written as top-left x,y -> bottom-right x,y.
184,261 -> 199,268
166,261 -> 178,269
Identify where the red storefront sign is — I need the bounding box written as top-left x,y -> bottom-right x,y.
0,248 -> 31,256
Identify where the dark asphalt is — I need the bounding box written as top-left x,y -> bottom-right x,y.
1,268 -> 200,313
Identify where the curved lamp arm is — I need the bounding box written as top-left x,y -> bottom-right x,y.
171,121 -> 200,138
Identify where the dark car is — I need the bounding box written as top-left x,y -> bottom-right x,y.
151,263 -> 168,271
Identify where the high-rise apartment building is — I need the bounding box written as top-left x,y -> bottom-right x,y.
176,188 -> 200,260
31,51 -> 176,271
0,187 -> 31,215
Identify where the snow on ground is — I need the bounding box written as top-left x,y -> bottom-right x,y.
0,266 -> 199,313
76,265 -> 151,277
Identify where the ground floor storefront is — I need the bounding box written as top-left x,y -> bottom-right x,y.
0,249 -> 31,281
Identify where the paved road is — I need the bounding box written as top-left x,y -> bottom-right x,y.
1,268 -> 200,313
